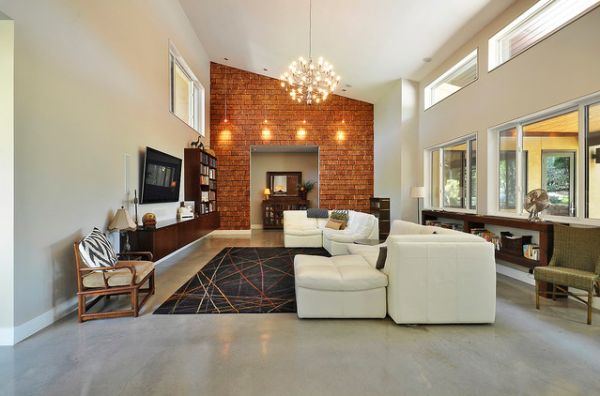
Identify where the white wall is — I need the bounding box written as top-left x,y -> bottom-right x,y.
0,0 -> 211,343
0,16 -> 14,346
249,152 -> 319,226
419,0 -> 600,214
374,79 -> 420,222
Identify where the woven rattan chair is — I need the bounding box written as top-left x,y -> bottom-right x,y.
534,224 -> 600,324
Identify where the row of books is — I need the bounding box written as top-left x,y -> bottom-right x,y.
200,191 -> 217,202
470,228 -> 500,250
198,202 -> 216,214
200,175 -> 210,185
200,152 -> 217,167
523,244 -> 540,260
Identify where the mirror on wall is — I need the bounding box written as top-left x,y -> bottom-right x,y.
267,171 -> 302,196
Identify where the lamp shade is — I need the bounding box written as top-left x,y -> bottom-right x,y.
264,188 -> 271,195
410,186 -> 425,199
108,207 -> 137,231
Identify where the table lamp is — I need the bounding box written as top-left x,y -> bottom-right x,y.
410,186 -> 425,224
108,206 -> 137,252
264,188 -> 271,200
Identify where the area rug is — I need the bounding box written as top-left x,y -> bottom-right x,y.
154,247 -> 329,314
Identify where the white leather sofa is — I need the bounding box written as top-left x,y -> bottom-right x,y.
348,220 -> 496,324
283,210 -> 379,255
294,254 -> 388,318
322,211 -> 379,256
283,210 -> 328,248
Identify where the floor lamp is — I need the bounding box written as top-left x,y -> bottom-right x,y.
410,187 -> 425,224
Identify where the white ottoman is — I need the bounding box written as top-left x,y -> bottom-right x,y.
294,254 -> 388,318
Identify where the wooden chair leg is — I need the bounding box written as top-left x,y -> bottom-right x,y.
78,294 -> 85,323
535,281 -> 540,310
150,272 -> 155,295
588,290 -> 593,325
131,288 -> 139,317
552,284 -> 557,301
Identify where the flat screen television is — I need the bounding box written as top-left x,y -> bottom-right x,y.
140,147 -> 182,204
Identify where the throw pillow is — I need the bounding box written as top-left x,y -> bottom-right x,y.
78,228 -> 118,268
329,210 -> 349,229
375,246 -> 387,270
325,219 -> 343,230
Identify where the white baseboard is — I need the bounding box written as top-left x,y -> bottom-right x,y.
13,295 -> 78,345
251,224 -> 263,230
0,327 -> 14,346
211,229 -> 252,236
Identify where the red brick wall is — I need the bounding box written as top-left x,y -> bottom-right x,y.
210,63 -> 374,230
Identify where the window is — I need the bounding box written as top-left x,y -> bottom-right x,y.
488,0 -> 599,71
427,136 -> 477,211
169,43 -> 205,135
491,101 -> 600,221
424,49 -> 478,109
586,102 -> 600,219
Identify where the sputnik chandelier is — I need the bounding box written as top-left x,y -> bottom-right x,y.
280,0 -> 340,105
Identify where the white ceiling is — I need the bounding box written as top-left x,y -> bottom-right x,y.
180,0 -> 515,103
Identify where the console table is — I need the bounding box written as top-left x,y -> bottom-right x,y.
128,212 -> 219,260
262,198 -> 309,229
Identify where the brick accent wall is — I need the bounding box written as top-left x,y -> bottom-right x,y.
210,63 -> 374,230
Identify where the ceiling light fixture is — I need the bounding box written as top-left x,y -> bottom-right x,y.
280,0 -> 340,105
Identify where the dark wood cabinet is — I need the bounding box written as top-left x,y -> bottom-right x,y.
262,198 -> 309,229
129,213 -> 219,261
370,197 -> 390,240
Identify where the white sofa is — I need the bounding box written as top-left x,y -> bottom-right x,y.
283,210 -> 379,255
295,220 -> 496,323
294,254 -> 388,318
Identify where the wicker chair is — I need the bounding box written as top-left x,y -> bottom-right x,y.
534,224 -> 600,324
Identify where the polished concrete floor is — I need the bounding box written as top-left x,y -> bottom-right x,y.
1,230 -> 600,396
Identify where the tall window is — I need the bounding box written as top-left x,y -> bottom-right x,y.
427,136 -> 477,210
169,43 -> 205,135
424,50 -> 478,109
489,0 -> 600,71
587,102 -> 600,219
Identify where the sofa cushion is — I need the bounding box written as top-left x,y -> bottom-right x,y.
285,227 -> 323,236
82,261 -> 154,288
325,219 -> 344,230
294,254 -> 388,291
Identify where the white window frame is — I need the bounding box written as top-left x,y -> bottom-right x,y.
169,42 -> 205,135
488,91 -> 600,226
424,133 -> 478,213
488,0 -> 600,71
424,49 -> 478,110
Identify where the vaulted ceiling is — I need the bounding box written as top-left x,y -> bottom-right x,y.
179,0 -> 515,103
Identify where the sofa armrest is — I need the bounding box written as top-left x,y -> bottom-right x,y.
386,240 -> 496,324
323,230 -> 359,243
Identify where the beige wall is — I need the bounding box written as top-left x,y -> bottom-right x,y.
249,152 -> 319,226
0,17 -> 14,345
374,79 -> 420,222
0,0 -> 211,341
419,0 -> 600,214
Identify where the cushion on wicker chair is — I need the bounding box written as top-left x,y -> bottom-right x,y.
82,261 -> 154,288
534,266 -> 599,292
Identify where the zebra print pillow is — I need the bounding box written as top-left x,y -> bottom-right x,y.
78,228 -> 118,268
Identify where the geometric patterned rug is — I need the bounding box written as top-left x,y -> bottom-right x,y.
153,247 -> 330,314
